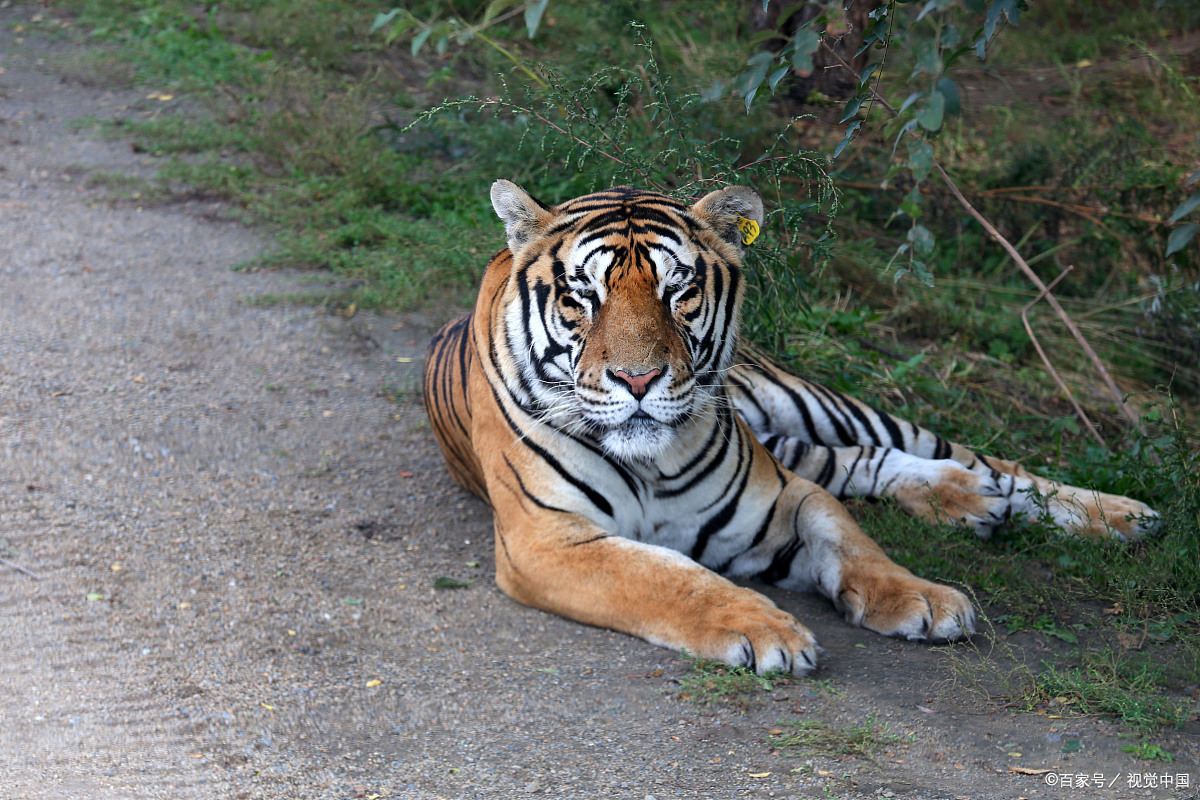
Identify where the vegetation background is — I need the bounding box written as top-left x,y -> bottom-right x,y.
25,0 -> 1200,756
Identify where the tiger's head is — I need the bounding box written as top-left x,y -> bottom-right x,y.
490,181 -> 763,463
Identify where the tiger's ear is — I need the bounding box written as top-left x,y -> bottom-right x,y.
491,179 -> 552,254
690,186 -> 764,255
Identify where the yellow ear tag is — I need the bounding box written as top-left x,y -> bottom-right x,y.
736,216 -> 760,246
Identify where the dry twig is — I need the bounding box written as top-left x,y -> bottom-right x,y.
1019,266 -> 1106,447
1,556 -> 42,581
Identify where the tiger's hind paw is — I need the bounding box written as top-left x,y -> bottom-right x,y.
1016,478 -> 1160,541
890,461 -> 1014,538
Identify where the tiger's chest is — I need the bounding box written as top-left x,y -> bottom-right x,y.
564,430 -> 781,569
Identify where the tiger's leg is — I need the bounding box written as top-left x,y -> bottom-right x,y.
488,487 -> 821,676
721,474 -> 977,642
729,350 -> 1158,540
767,438 -> 1015,537
936,449 -> 1160,541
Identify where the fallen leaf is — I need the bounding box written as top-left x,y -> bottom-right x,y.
396,357 -> 413,363
398,471 -> 414,477
261,702 -> 274,710
86,592 -> 105,601
178,601 -> 191,609
749,772 -> 771,778
287,629 -> 296,636
433,577 -> 472,589
466,561 -> 480,567
1007,752 -> 1022,757
1008,766 -> 1053,775
342,597 -> 364,605
110,562 -> 123,571
917,705 -> 936,713
365,679 -> 382,688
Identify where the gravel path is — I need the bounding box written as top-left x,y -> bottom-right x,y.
1,14 -> 1195,800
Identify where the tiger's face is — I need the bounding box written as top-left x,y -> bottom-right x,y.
490,182 -> 764,462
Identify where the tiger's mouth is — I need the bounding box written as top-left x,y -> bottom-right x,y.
597,413 -> 676,462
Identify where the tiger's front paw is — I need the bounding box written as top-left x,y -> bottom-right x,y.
835,564 -> 975,642
676,587 -> 820,675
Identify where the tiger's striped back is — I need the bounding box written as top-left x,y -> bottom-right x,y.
423,310 -> 486,500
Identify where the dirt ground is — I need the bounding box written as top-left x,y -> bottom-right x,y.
0,13 -> 1196,800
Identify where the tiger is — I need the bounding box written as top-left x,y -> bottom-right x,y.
422,181 -> 1158,675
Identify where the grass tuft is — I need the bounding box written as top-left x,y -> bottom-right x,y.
768,715 -> 907,759
677,652 -> 797,708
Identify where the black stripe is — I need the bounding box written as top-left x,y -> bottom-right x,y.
758,533 -> 805,585
805,382 -> 862,446
569,534 -> 612,547
503,454 -> 571,515
868,448 -> 891,496
840,448 -> 866,498
813,448 -> 836,487
690,435 -> 751,563
485,376 -> 614,519
656,405 -> 734,498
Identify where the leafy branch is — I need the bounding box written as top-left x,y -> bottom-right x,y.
372,0 -> 550,89
398,28 -> 837,337
1166,166 -> 1200,258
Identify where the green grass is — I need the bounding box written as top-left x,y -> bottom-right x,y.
677,652 -> 797,708
1122,741 -> 1175,762
1034,650 -> 1191,734
768,715 -> 907,759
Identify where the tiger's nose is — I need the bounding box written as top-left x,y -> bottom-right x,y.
610,367 -> 663,399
